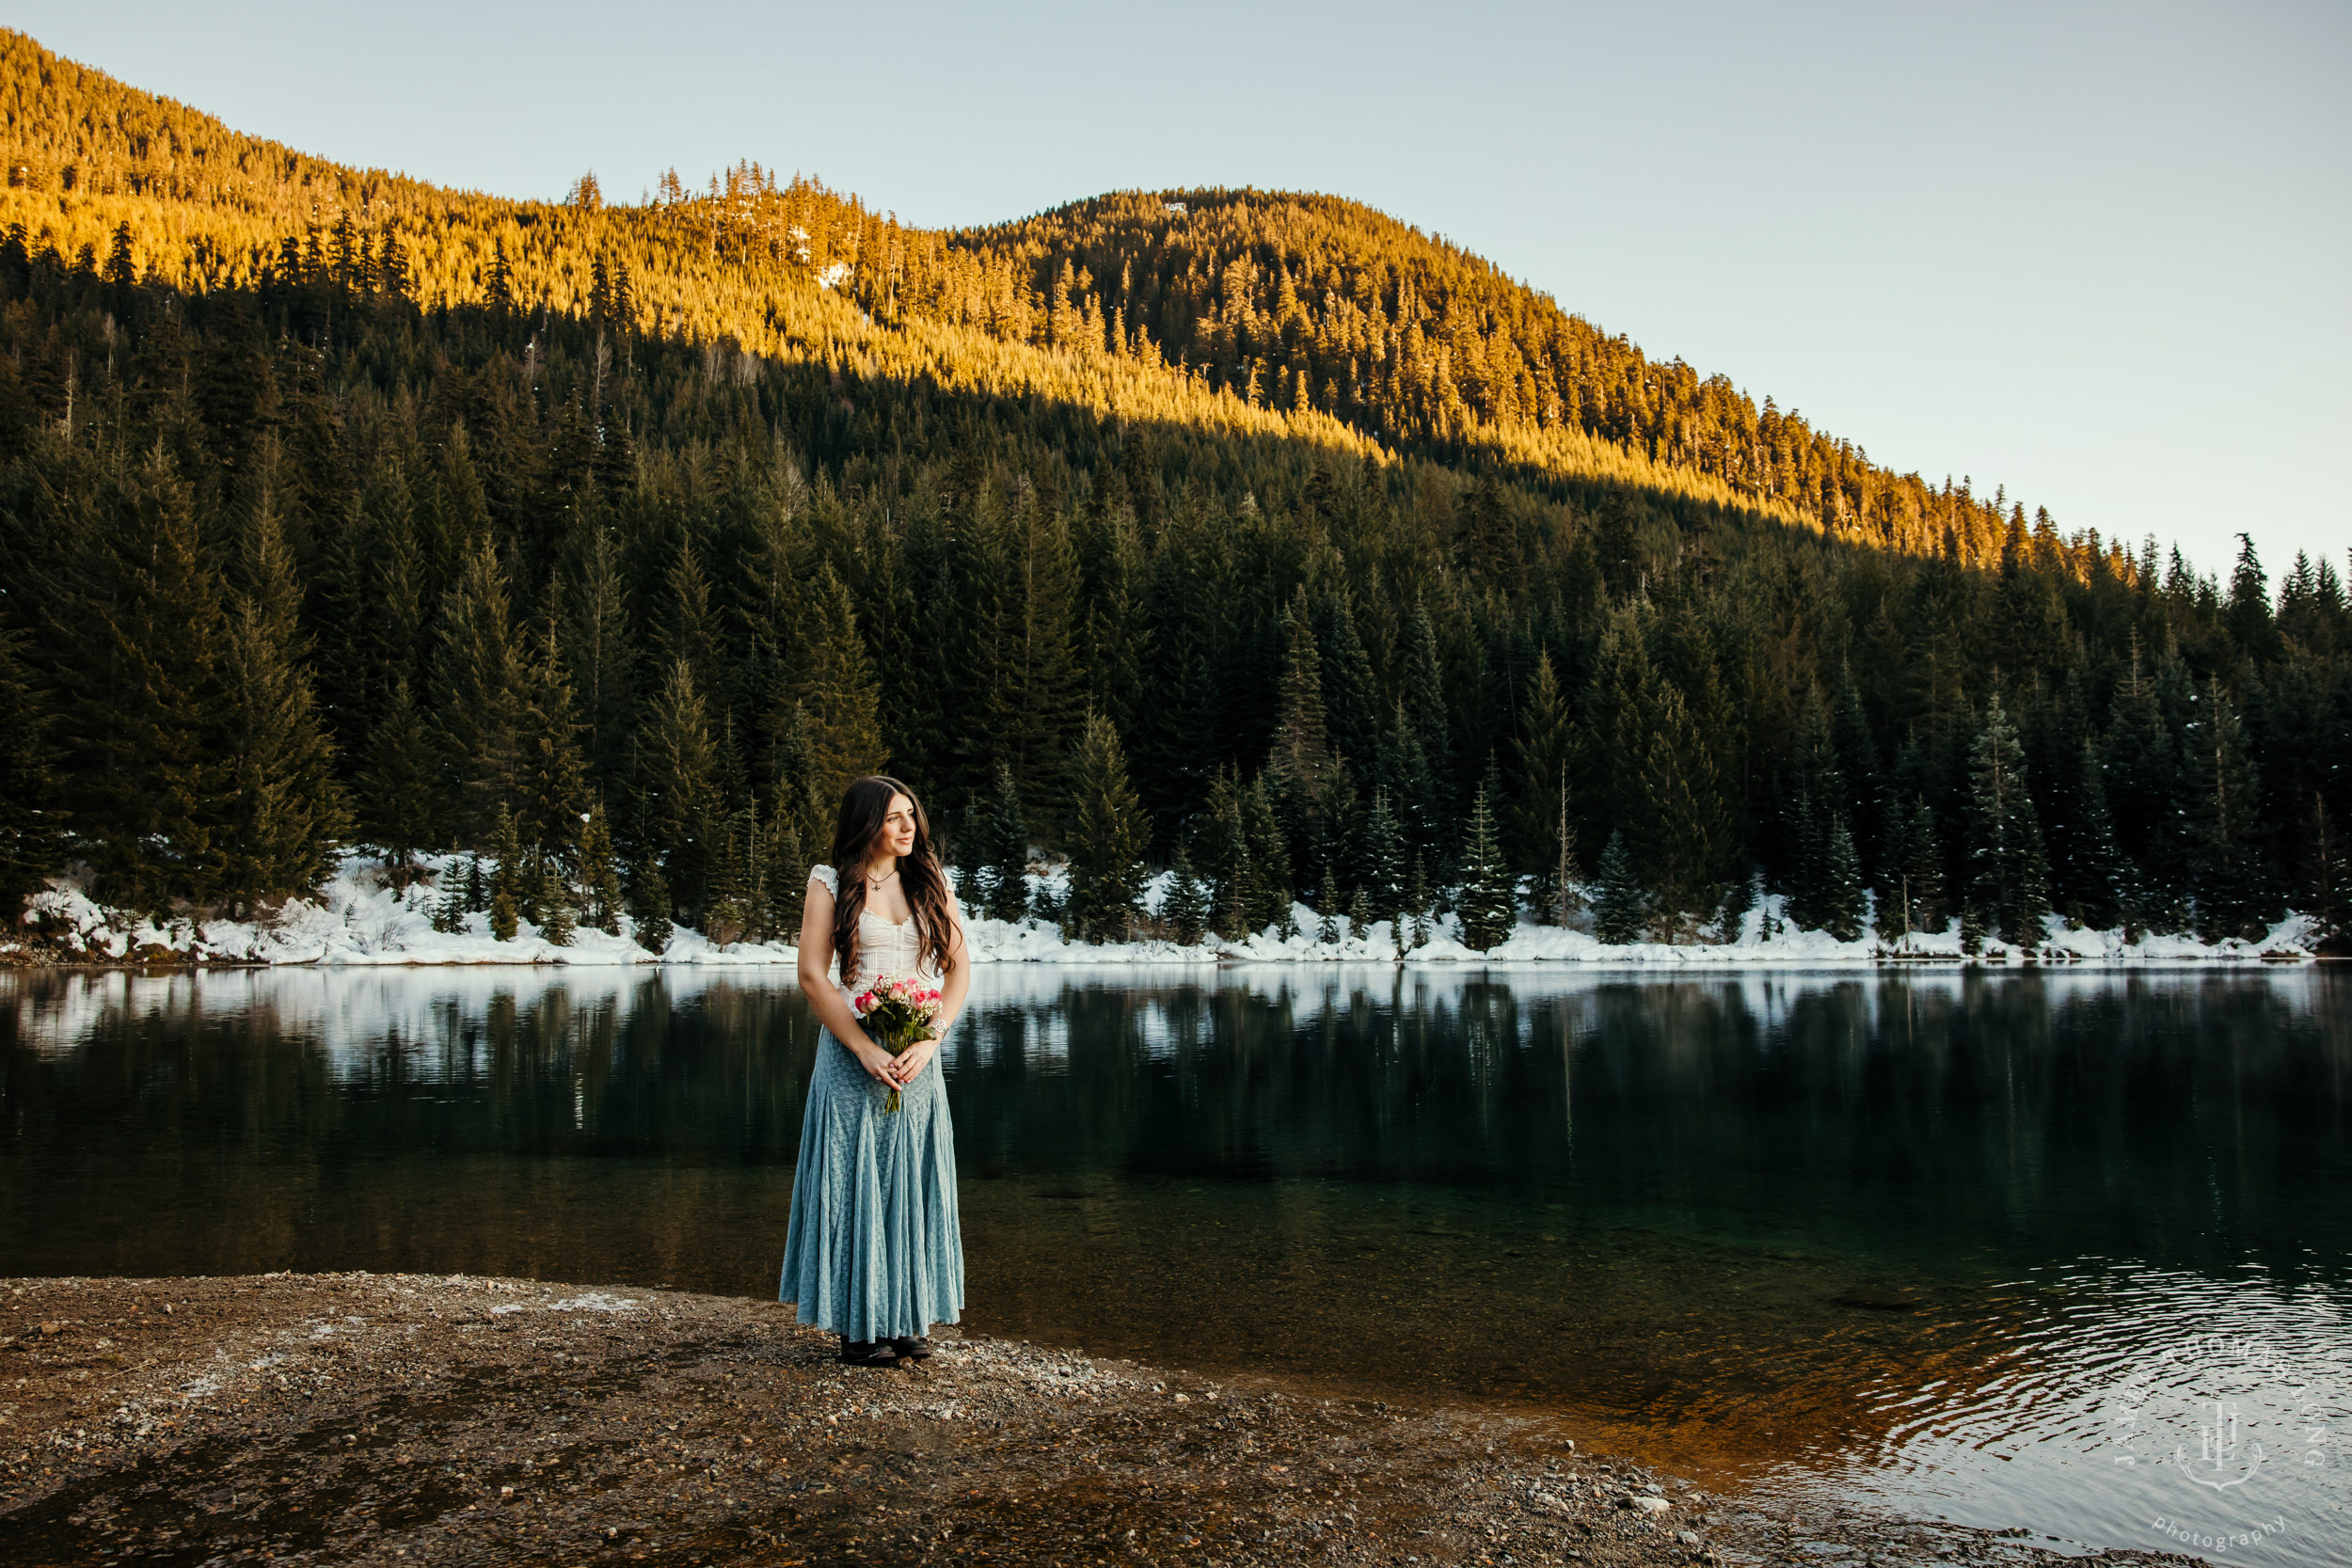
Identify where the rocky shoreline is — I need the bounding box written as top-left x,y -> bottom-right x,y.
0,1275 -> 2203,1568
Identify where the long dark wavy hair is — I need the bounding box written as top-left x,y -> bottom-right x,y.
828,775 -> 955,980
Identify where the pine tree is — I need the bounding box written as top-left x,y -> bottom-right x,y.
1455,768 -> 1517,951
79,447 -> 229,914
635,658 -> 723,918
1065,713 -> 1147,942
488,802 -> 522,941
218,481 -> 348,911
357,677 -> 437,884
1266,590 -> 1339,866
1634,681 -> 1729,936
982,764 -> 1030,923
536,852 -> 576,946
1592,830 -> 1646,944
2187,677 -> 2270,942
1162,843 -> 1211,944
768,701 -> 830,889
703,808 -> 752,945
2066,742 -> 2126,931
1887,793 -> 1946,938
2312,793 -> 2350,954
801,560 -> 888,809
1407,854 -> 1432,949
1820,815 -> 1866,942
1780,683 -> 1841,932
628,856 -> 674,955
1242,775 -> 1294,931
1399,596 -> 1454,847
564,526 -> 636,800
432,535 -> 523,842
1511,651 -> 1574,919
577,804 -> 624,935
514,617 -> 589,865
1964,691 -> 2051,948
0,615 -> 62,923
1359,787 -> 1407,935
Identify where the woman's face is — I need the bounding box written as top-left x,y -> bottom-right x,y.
879,794 -> 917,860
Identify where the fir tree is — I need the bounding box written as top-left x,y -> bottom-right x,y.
1634,681 -> 1729,936
635,658 -> 723,918
79,447 -> 229,914
1359,787 -> 1407,935
487,802 -> 521,941
1964,691 -> 2051,947
1242,775 -> 1294,932
1406,854 -> 1432,949
218,479 -> 347,912
628,856 -> 674,955
564,526 -> 636,800
2311,794 -> 2350,954
1592,830 -> 1646,944
357,677 -> 437,884
2187,677 -> 2270,942
577,805 -> 624,935
801,560 -> 888,809
1065,713 -> 1147,942
1887,793 -> 1946,938
431,535 -> 523,842
0,614 -> 62,923
1511,652 -> 1575,920
1266,589 -> 1339,865
1399,596 -> 1454,847
1820,815 -> 1866,942
535,852 -> 575,946
1162,843 -> 1211,944
2066,742 -> 2126,931
703,808 -> 752,945
768,701 -> 830,890
514,617 -> 589,865
1455,768 -> 1517,951
981,764 -> 1030,923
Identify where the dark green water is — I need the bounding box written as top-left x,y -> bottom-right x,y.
3,965 -> 2346,1563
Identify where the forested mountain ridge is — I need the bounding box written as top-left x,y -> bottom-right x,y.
3,26 -> 2092,566
950,189 -> 2050,565
0,27 -> 2346,959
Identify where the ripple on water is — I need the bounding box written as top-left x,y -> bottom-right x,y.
1757,1257 -> 2350,1566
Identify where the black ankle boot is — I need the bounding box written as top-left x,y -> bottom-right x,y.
838,1336 -> 896,1367
890,1335 -> 932,1361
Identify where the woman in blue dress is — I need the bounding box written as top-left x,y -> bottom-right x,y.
779,775 -> 971,1366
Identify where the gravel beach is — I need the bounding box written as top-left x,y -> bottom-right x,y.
0,1275 -> 2201,1568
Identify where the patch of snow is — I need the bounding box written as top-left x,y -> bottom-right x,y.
815,261 -> 850,290
6,858 -> 2315,978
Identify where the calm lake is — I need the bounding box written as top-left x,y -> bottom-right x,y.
4,964 -> 2346,1564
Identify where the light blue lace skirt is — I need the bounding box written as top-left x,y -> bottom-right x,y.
779,1028 -> 964,1339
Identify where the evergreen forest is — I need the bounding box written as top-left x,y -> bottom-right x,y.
1,29 -> 2346,953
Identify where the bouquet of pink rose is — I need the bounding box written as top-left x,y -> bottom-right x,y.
850,973 -> 944,1112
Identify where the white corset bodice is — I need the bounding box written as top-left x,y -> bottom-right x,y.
809,865 -> 946,991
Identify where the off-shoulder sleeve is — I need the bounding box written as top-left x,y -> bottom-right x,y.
807,863 -> 837,896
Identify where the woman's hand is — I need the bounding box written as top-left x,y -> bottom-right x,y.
849,1037 -> 899,1085
886,1032 -> 940,1086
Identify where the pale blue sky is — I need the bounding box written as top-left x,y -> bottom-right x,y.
20,1 -> 2347,581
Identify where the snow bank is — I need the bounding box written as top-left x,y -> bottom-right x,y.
5,858 -> 2317,971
